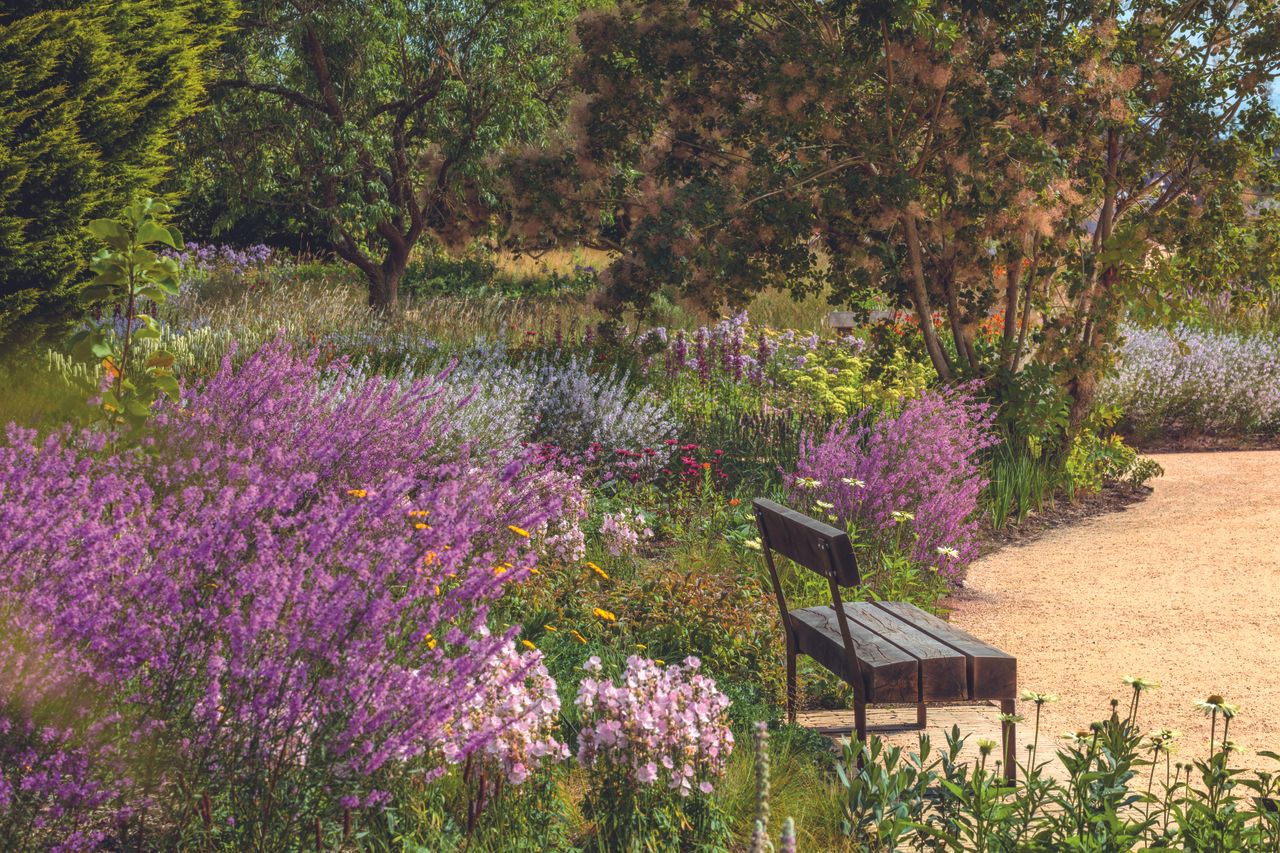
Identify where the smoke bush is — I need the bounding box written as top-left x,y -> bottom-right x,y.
0,342 -> 572,846
787,385 -> 996,577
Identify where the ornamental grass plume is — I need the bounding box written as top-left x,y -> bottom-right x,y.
0,341 -> 573,847
787,384 -> 996,578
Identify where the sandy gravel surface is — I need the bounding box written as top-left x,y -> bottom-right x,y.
951,451 -> 1280,768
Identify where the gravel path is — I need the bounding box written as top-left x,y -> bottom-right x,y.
951,451 -> 1280,769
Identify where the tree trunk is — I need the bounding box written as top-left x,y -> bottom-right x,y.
1001,256 -> 1021,371
899,211 -> 953,382
367,264 -> 403,312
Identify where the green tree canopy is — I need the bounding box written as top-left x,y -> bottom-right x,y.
198,0 -> 585,310
511,0 -> 1280,444
0,0 -> 233,350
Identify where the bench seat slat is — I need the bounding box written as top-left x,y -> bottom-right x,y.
842,603 -> 969,701
873,601 -> 1017,700
789,606 -> 918,703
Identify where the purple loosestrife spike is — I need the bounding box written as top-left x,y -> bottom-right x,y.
787,383 -> 996,578
0,340 -> 577,844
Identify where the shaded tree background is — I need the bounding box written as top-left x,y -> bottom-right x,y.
193,0 -> 586,310
509,0 -> 1280,448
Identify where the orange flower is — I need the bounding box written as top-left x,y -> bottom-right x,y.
508,525 -> 531,538
346,488 -> 367,498
728,498 -> 741,507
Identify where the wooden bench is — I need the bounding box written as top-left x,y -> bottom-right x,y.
752,498 -> 1019,780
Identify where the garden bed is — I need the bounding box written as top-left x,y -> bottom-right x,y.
976,481 -> 1154,559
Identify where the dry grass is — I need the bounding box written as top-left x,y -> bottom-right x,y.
490,246 -> 614,278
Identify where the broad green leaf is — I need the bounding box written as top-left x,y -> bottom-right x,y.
145,350 -> 176,370
86,218 -> 127,240
137,220 -> 179,248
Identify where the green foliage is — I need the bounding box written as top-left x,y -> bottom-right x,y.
1064,429 -> 1164,499
582,778 -> 730,852
66,199 -> 184,428
401,248 -> 600,299
197,0 -> 585,308
984,442 -> 1056,529
0,0 -> 233,350
830,685 -> 1280,851
778,344 -> 931,419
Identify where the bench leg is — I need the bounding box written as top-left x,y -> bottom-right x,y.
785,643 -> 797,725
854,697 -> 867,745
1000,698 -> 1017,782
917,703 -> 927,728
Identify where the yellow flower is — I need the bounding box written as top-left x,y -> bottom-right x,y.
635,643 -> 647,650
346,488 -> 367,498
654,659 -> 665,666
425,634 -> 437,650
521,639 -> 537,651
423,552 -> 438,567
494,565 -> 507,576
408,509 -> 430,518
414,523 -> 429,530
570,629 -> 588,645
544,624 -> 558,632
593,607 -> 617,623
529,567 -> 540,575
508,525 -> 531,538
587,561 -> 610,580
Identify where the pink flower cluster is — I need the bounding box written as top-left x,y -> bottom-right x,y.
439,635 -> 569,784
599,508 -> 654,557
533,475 -> 588,563
575,656 -> 734,797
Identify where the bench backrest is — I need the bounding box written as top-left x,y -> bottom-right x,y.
752,498 -> 859,587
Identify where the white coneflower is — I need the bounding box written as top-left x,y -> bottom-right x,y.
743,537 -> 763,552
935,545 -> 960,560
1123,675 -> 1159,693
1194,695 -> 1238,718
1019,690 -> 1059,706
795,477 -> 822,490
890,509 -> 915,524
840,477 -> 866,489
814,499 -> 834,510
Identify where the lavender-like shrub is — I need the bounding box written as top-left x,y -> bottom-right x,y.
788,385 -> 997,577
165,242 -> 275,274
527,352 -> 677,457
1101,323 -> 1280,436
0,342 -> 572,847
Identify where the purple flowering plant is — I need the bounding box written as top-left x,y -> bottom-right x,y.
0,341 -> 573,848
787,384 -> 997,581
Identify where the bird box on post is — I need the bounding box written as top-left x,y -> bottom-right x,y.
827,311 -> 858,337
